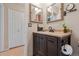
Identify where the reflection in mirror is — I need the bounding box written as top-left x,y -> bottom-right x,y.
29,4 -> 43,23
47,3 -> 64,23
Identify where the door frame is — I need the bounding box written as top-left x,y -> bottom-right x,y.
0,4 -> 5,52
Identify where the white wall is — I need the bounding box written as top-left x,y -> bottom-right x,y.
26,3 -> 39,56
64,3 -> 79,55
24,3 -> 33,56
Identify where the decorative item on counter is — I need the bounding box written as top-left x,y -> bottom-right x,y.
63,24 -> 68,33
37,24 -> 43,31
48,26 -> 54,32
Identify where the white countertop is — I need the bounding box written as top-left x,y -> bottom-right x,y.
34,31 -> 71,38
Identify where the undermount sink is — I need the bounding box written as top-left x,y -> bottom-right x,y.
49,31 -> 65,34
52,32 -> 64,34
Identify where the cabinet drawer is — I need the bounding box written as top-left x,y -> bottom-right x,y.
37,34 -> 45,39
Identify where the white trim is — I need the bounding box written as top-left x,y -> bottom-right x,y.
0,3 -> 4,52
0,4 -> 9,52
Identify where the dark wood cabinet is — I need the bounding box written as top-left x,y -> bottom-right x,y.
33,33 -> 47,56
47,36 -> 57,56
33,34 -> 38,55
37,34 -> 47,56
33,33 -> 71,56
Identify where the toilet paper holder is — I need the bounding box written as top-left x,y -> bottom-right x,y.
61,44 -> 73,56
61,39 -> 73,56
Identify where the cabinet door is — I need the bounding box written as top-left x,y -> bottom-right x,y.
33,33 -> 40,56
33,33 -> 47,56
47,36 -> 57,56
38,34 -> 47,56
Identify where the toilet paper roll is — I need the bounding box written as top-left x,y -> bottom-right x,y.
61,44 -> 73,55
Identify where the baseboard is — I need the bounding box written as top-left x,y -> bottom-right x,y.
9,45 -> 24,49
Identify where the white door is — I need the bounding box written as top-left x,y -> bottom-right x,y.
8,9 -> 25,48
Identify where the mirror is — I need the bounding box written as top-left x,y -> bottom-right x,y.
29,4 -> 43,23
47,3 -> 64,23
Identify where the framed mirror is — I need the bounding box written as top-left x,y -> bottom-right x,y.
47,3 -> 64,23
29,4 -> 43,23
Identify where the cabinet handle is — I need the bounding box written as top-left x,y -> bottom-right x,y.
48,40 -> 54,43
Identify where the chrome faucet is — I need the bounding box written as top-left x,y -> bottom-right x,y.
48,26 -> 54,32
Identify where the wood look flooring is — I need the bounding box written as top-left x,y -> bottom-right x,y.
0,46 -> 24,56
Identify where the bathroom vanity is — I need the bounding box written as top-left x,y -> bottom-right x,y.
33,31 -> 71,56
